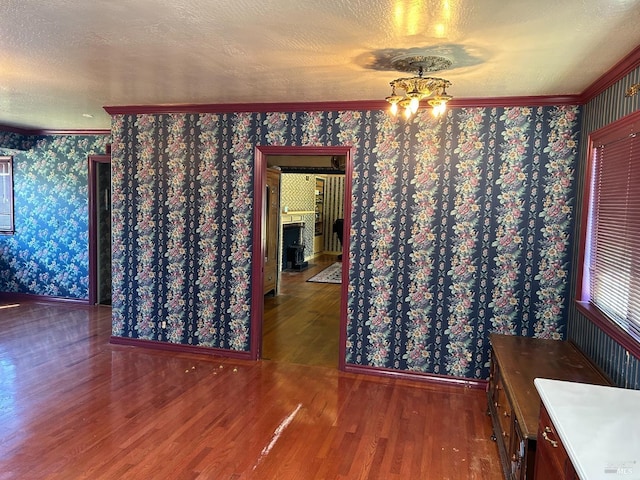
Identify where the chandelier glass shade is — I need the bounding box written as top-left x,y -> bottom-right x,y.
385,60 -> 452,119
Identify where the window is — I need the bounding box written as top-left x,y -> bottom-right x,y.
0,156 -> 14,234
578,112 -> 640,350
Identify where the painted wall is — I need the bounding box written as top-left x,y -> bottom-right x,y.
568,64 -> 640,389
0,133 -> 109,299
111,106 -> 580,380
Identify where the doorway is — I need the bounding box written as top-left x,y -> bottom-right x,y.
88,155 -> 112,305
250,146 -> 354,369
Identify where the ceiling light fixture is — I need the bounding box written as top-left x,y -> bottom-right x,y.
385,55 -> 453,119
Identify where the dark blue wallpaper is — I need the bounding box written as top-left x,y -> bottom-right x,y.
0,134 -> 110,299
111,106 -> 580,380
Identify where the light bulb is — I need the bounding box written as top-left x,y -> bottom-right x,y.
390,102 -> 398,116
430,99 -> 447,117
410,96 -> 420,113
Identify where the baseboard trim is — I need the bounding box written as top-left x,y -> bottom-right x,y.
109,336 -> 254,360
343,364 -> 488,390
0,291 -> 90,305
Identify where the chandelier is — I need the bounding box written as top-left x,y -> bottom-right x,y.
384,55 -> 453,119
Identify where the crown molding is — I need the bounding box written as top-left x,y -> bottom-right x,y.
580,44 -> 640,103
0,124 -> 35,135
104,100 -> 387,115
0,124 -> 110,136
104,95 -> 585,117
38,129 -> 111,135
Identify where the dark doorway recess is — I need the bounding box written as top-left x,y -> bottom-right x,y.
88,154 -> 112,305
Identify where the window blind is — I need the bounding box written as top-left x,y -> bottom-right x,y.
590,130 -> 640,341
0,157 -> 13,232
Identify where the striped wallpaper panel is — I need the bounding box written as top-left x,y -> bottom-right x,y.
321,175 -> 345,253
568,64 -> 640,389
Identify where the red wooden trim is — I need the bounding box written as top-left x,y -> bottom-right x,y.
577,111 -> 640,301
0,291 -> 90,305
338,148 -> 355,371
0,124 -> 110,136
580,44 -> 640,103
103,95 -> 584,117
256,145 -> 354,156
588,109 -> 640,144
343,364 -> 488,390
574,109 -> 640,361
104,101 -> 387,115
250,147 -> 267,360
110,336 -> 254,360
0,124 -> 35,135
250,145 -> 354,365
575,302 -> 640,361
38,129 -> 111,136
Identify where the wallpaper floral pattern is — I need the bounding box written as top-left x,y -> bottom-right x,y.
0,134 -> 109,298
110,105 -> 580,379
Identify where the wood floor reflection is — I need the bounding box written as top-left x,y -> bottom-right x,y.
262,254 -> 341,368
0,299 -> 501,479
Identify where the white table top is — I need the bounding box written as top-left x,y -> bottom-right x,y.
534,378 -> 640,480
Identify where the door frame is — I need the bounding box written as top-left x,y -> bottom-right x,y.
250,145 -> 354,369
88,154 -> 111,305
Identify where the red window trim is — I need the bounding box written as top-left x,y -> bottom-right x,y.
575,110 -> 640,361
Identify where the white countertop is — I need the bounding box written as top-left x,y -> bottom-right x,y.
535,378 -> 640,480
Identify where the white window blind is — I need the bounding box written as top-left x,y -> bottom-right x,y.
0,157 -> 14,233
589,129 -> 640,341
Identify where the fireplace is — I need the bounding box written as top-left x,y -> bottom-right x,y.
282,222 -> 308,271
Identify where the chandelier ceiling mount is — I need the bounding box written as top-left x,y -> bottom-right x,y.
385,55 -> 453,119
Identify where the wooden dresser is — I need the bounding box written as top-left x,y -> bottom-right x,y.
533,403 -> 578,479
487,334 -> 610,480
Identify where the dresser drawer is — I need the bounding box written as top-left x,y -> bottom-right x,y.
487,334 -> 610,480
534,405 -> 578,479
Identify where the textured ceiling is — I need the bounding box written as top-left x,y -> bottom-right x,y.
1,0 -> 640,130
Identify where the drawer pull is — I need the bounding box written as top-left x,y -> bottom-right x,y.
503,411 -> 510,418
542,431 -> 558,448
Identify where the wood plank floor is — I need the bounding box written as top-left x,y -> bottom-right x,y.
262,254 -> 341,368
0,299 -> 502,479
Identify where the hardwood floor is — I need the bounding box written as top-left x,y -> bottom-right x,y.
0,300 -> 502,479
262,254 -> 341,368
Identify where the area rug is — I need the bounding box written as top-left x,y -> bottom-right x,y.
306,262 -> 342,284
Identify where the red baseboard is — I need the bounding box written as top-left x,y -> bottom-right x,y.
343,363 -> 488,390
109,336 -> 254,360
0,291 -> 90,306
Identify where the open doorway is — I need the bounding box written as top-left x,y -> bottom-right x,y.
263,169 -> 345,367
88,154 -> 112,305
250,146 -> 353,369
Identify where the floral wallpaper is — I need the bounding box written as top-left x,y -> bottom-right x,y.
0,133 -> 110,298
110,105 -> 580,380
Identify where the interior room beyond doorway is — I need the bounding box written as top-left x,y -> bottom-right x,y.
262,154 -> 346,368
